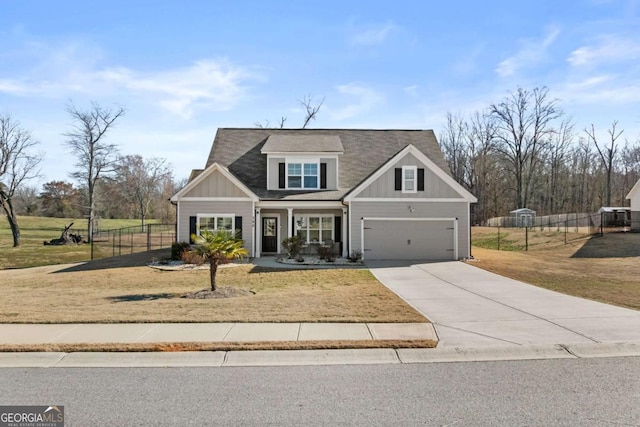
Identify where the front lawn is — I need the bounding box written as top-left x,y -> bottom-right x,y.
469,230 -> 640,311
0,254 -> 427,324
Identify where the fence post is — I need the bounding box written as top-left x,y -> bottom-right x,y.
497,226 -> 501,250
525,226 -> 529,251
119,229 -> 122,256
91,235 -> 94,260
600,212 -> 604,236
564,220 -> 567,245
147,224 -> 151,252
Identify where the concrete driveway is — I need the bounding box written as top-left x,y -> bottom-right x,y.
368,261 -> 640,347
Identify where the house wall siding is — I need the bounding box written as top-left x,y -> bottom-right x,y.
631,211 -> 640,232
177,200 -> 254,251
349,201 -> 471,259
320,158 -> 337,189
356,153 -> 460,199
268,157 -> 285,190
184,170 -> 248,198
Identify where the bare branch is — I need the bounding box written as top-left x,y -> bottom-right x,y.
300,95 -> 325,128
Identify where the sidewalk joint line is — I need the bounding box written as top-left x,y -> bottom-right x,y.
364,323 -> 375,340
135,324 -> 159,343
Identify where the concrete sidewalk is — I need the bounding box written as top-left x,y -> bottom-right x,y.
0,322 -> 436,345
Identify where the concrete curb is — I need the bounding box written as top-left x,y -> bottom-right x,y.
397,344 -> 574,363
0,342 -> 639,367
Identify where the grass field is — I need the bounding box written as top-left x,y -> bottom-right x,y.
0,250 -> 426,324
0,216 -> 161,269
470,227 -> 640,311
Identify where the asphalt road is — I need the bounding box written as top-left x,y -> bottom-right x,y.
1,358 -> 639,426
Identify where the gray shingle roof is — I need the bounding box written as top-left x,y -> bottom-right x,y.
204,128 -> 450,201
261,135 -> 344,153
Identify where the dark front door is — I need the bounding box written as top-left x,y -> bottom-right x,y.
262,217 -> 278,253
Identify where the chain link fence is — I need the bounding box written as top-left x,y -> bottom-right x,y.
90,224 -> 176,260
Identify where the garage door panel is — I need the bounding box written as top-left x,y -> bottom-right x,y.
365,220 -> 454,260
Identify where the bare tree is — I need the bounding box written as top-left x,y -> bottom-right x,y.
65,102 -> 125,241
254,117 -> 287,129
114,155 -> 172,228
14,185 -> 40,216
490,87 -> 562,209
300,95 -> 324,128
584,121 -> 623,207
0,114 -> 42,246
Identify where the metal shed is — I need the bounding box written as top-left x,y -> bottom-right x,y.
510,208 -> 536,227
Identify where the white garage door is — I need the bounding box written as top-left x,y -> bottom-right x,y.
363,218 -> 456,260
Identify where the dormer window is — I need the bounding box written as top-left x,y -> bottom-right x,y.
287,161 -> 319,189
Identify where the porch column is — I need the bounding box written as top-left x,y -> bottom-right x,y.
342,207 -> 348,257
287,208 -> 293,239
255,208 -> 261,258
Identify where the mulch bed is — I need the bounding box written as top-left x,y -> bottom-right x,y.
181,287 -> 253,299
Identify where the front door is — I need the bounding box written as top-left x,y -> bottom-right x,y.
262,217 -> 278,253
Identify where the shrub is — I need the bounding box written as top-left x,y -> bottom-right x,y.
181,249 -> 205,265
282,235 -> 304,259
316,245 -> 330,260
171,241 -> 191,260
347,249 -> 362,262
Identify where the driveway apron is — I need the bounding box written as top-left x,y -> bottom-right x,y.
368,261 -> 640,347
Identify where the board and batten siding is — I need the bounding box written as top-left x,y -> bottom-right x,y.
355,153 -> 460,199
177,200 -> 254,251
349,201 -> 471,259
183,169 -> 249,198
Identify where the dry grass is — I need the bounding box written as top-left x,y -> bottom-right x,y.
0,216 -> 163,269
0,253 -> 426,324
0,339 -> 437,353
470,230 -> 640,310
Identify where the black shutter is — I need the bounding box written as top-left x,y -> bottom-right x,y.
418,168 -> 425,191
394,168 -> 402,191
320,163 -> 327,189
278,163 -> 285,189
189,216 -> 197,243
234,216 -> 242,240
334,216 -> 342,243
334,216 -> 342,256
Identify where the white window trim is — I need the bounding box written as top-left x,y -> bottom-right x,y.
286,158 -> 320,190
196,213 -> 235,236
295,214 -> 334,243
402,165 -> 418,193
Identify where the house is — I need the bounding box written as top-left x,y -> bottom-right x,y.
170,128 -> 477,260
510,208 -> 536,228
626,178 -> 640,231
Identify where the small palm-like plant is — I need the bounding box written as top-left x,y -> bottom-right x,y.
191,230 -> 248,291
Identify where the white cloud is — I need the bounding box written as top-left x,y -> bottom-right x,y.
568,35 -> 640,67
496,27 -> 560,77
403,85 -> 419,97
349,22 -> 397,46
0,41 -> 261,119
329,83 -> 384,121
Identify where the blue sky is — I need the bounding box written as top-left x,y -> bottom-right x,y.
1,0 -> 639,184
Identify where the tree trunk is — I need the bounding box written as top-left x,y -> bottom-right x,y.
0,195 -> 21,247
209,258 -> 218,291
